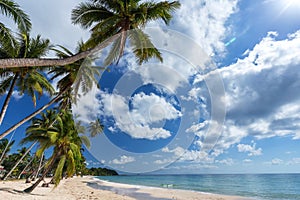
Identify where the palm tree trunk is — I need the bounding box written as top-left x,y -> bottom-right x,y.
34,152 -> 43,180
0,131 -> 15,165
24,152 -> 59,193
0,34 -> 119,69
0,73 -> 19,125
18,153 -> 35,179
0,87 -> 69,140
3,142 -> 36,180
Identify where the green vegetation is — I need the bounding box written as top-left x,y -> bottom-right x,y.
83,167 -> 118,176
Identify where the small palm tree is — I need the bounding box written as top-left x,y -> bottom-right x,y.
21,109 -> 90,193
3,142 -> 35,180
88,118 -> 103,137
0,33 -> 54,125
0,138 -> 15,164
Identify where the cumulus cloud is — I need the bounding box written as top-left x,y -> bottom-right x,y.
287,158 -> 300,165
271,158 -> 283,165
98,91 -> 181,140
243,159 -> 253,163
170,0 -> 238,55
237,143 -> 262,156
191,29 -> 300,143
130,92 -> 182,125
11,91 -> 24,100
72,85 -> 102,124
216,158 -> 234,166
17,0 -> 89,52
169,30 -> 300,168
110,155 -> 135,165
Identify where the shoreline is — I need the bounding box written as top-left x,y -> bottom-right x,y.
0,176 -> 252,200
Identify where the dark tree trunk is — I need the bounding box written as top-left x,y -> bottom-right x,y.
0,73 -> 19,125
0,34 -> 118,69
0,87 -> 69,140
24,152 -> 59,193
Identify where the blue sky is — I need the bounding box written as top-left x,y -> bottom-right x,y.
1,0 -> 300,174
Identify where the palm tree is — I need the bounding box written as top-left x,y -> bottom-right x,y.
0,42 -> 101,139
0,43 -> 99,140
0,138 -> 15,164
88,118 -> 103,137
0,0 -> 31,52
3,142 -> 36,180
0,0 -> 180,137
72,0 -> 179,65
21,109 -> 90,193
0,0 -> 180,68
0,0 -> 31,31
0,33 -> 54,125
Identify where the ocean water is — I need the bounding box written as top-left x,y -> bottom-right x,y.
97,174 -> 300,200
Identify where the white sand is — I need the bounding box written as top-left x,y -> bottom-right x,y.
0,176 -> 251,200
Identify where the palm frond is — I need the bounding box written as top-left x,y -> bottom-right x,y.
66,150 -> 75,177
134,1 -> 180,26
71,2 -> 114,29
0,0 -> 31,32
0,22 -> 18,57
0,75 -> 13,95
128,29 -> 163,64
53,155 -> 66,186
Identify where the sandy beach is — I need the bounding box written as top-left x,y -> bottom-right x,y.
0,176 -> 251,200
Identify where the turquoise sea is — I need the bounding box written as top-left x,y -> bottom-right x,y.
97,174 -> 300,200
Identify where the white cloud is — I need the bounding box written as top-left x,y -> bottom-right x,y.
11,91 -> 24,100
243,159 -> 253,163
162,147 -> 185,157
287,158 -> 300,165
110,155 -> 135,165
216,158 -> 234,166
237,143 -> 262,156
130,92 -> 182,125
170,0 -> 238,56
271,158 -> 283,165
17,0 -> 89,53
72,85 -> 102,124
191,30 -> 300,147
99,91 -> 180,140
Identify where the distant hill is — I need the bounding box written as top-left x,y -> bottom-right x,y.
83,167 -> 118,176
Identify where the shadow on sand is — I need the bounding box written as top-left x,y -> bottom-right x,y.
84,180 -> 173,200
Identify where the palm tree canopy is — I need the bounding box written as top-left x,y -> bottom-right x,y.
0,138 -> 15,161
0,0 -> 31,54
0,34 -> 54,106
48,42 -> 100,108
0,0 -> 31,32
72,0 -> 180,65
22,109 -> 90,187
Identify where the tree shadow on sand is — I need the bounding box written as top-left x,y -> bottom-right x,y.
0,187 -> 45,197
84,181 -> 174,200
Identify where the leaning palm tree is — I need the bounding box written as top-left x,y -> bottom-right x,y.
0,43 -> 99,140
0,138 -> 15,164
21,109 -> 90,193
0,0 -> 180,68
3,142 -> 36,180
71,0 -> 180,65
0,0 -> 180,138
0,33 -> 54,125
